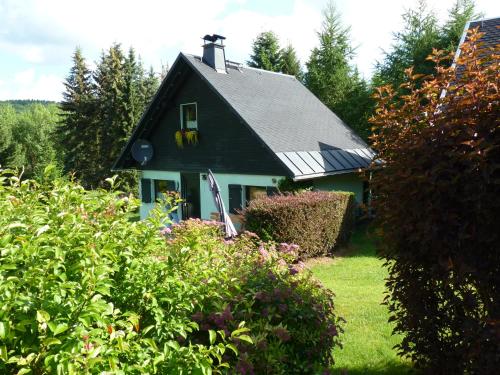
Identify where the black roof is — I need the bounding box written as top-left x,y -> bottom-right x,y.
114,52 -> 372,179
466,17 -> 500,48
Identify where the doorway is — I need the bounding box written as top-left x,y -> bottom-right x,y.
180,173 -> 201,219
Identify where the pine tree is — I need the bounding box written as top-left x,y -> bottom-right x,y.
92,44 -> 127,187
372,0 -> 441,89
304,1 -> 372,140
305,1 -> 355,108
440,0 -> 480,52
279,44 -> 302,78
247,31 -> 282,71
59,48 -> 96,186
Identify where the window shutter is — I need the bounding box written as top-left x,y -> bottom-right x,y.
141,179 -> 152,203
266,186 -> 279,196
228,184 -> 242,214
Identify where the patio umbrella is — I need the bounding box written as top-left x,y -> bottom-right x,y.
207,169 -> 238,238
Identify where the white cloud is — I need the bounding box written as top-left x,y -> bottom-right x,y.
14,69 -> 35,85
0,0 -> 499,100
0,69 -> 63,101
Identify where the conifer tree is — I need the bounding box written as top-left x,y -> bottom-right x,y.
279,44 -> 302,78
305,1 -> 372,140
247,31 -> 282,71
372,0 -> 480,89
59,48 -> 96,185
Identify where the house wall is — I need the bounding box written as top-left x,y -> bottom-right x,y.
312,172 -> 364,203
199,173 -> 283,220
139,170 -> 283,221
139,170 -> 181,220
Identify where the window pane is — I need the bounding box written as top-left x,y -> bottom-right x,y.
182,103 -> 197,129
245,186 -> 267,205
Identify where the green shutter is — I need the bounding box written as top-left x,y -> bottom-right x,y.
228,184 -> 242,214
141,179 -> 152,203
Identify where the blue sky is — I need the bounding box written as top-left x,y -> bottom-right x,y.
0,0 -> 498,101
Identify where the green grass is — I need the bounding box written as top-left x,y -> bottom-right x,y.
309,227 -> 414,374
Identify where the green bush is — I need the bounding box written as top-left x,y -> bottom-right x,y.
243,191 -> 355,259
370,32 -> 499,373
0,167 -> 342,374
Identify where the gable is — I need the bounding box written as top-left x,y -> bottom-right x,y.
114,55 -> 288,176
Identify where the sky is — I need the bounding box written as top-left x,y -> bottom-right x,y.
0,0 -> 498,101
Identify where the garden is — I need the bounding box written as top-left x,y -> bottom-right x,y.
1,32 -> 498,374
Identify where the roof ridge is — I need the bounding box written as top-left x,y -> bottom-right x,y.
181,52 -> 296,79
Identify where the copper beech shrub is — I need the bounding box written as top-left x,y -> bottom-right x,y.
370,29 -> 499,374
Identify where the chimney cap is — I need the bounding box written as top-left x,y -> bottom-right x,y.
202,34 -> 226,43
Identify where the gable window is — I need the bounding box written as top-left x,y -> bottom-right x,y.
180,103 -> 197,130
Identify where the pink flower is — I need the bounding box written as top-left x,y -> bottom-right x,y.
160,227 -> 172,235
259,245 -> 270,259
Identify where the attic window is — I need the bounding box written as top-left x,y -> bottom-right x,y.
180,103 -> 197,130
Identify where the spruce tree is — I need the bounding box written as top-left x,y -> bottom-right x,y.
92,44 -> 127,187
305,2 -> 354,108
59,48 -> 96,186
305,1 -> 372,140
247,31 -> 282,71
279,44 -> 302,78
372,0 -> 440,88
440,0 -> 480,52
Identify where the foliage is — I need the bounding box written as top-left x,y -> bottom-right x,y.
0,168 -> 342,374
59,48 -> 96,186
244,191 -> 355,259
59,45 -> 159,191
370,30 -> 499,374
247,32 -> 302,78
278,44 -> 302,78
304,1 -> 373,141
0,102 -> 62,179
247,31 -> 282,72
372,0 -> 480,90
174,130 -> 184,148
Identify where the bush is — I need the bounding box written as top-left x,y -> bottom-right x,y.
370,30 -> 499,374
0,167 -> 342,374
243,191 -> 355,259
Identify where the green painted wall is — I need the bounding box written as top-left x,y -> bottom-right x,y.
312,172 -> 364,203
199,173 -> 283,220
139,171 -> 364,221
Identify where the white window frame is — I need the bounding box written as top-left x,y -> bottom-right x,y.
180,102 -> 198,130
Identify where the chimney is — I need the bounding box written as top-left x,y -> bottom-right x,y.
202,34 -> 227,73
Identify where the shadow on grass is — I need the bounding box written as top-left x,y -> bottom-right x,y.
333,361 -> 416,375
334,222 -> 381,258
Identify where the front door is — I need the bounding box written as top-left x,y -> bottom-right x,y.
180,173 -> 201,219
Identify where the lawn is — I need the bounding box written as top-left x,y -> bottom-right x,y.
309,226 -> 414,374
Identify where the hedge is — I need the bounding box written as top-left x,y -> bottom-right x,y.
243,191 -> 355,259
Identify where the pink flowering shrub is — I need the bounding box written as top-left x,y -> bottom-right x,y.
244,191 -> 355,259
150,220 -> 344,374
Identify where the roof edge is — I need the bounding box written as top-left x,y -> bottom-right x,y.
112,53 -> 186,171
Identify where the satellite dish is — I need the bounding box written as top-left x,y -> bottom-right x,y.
131,139 -> 154,166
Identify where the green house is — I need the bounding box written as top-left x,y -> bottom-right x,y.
113,34 -> 374,222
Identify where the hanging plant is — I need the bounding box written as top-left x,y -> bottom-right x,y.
174,130 -> 184,148
185,130 -> 199,145
174,129 -> 199,148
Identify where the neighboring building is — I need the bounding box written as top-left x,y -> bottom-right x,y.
113,35 -> 374,221
454,16 -> 500,62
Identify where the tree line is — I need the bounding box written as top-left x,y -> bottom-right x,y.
247,0 -> 478,140
0,0 -> 479,189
